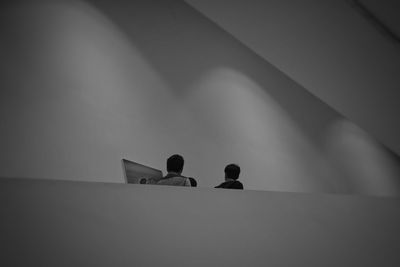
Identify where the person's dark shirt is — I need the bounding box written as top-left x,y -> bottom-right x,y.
215,180 -> 243,190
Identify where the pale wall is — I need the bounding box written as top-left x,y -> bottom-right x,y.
1,178 -> 400,266
1,0 -> 400,195
185,0 -> 400,158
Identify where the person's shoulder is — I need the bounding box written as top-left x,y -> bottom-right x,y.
234,180 -> 243,189
166,175 -> 191,185
215,181 -> 225,188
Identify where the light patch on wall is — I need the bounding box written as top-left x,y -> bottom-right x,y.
325,119 -> 400,196
0,0 -> 179,180
184,67 -> 338,192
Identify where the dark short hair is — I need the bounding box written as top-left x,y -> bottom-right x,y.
224,164 -> 240,180
167,154 -> 184,173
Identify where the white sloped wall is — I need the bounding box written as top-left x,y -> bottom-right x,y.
0,0 -> 400,195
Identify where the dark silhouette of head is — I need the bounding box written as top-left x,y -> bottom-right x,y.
139,178 -> 147,184
188,177 -> 197,187
224,164 -> 240,180
167,154 -> 184,174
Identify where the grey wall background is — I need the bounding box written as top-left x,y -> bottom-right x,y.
2,178 -> 400,266
185,0 -> 400,158
1,0 -> 400,195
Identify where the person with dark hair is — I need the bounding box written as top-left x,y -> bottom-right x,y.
156,154 -> 191,187
215,164 -> 243,190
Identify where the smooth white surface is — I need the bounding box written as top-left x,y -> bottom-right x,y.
1,0 -> 400,195
1,178 -> 400,266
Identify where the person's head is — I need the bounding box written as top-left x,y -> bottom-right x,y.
224,164 -> 240,180
167,154 -> 184,174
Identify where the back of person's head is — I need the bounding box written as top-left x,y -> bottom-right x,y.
167,154 -> 184,173
188,177 -> 197,187
224,164 -> 240,180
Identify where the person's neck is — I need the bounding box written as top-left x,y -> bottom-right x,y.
168,171 -> 182,176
